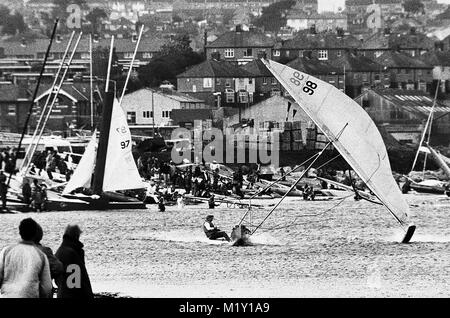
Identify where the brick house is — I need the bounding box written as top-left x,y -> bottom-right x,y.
420,51 -> 450,94
177,59 -> 256,108
204,25 -> 276,65
329,51 -> 386,98
240,59 -> 282,102
0,84 -> 32,133
275,31 -> 362,63
374,51 -> 434,92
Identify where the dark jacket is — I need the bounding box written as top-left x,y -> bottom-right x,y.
55,235 -> 93,299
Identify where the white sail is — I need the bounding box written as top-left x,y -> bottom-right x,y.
102,98 -> 145,192
262,59 -> 412,227
62,131 -> 97,195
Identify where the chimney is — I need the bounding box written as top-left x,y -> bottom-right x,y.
132,33 -> 138,42
211,51 -> 220,61
93,34 -> 99,43
235,25 -> 242,33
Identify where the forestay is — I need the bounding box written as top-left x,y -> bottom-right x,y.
102,99 -> 145,191
62,131 -> 97,195
262,59 -> 411,227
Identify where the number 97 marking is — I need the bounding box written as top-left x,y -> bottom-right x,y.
120,140 -> 130,149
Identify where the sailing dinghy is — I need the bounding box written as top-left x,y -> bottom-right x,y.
62,98 -> 146,209
261,59 -> 416,243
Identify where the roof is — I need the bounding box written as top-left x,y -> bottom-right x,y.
171,109 -> 213,124
420,51 -> 450,67
287,57 -> 343,75
281,33 -> 362,50
240,59 -> 273,77
370,88 -> 450,118
375,51 -> 433,69
286,12 -> 347,20
122,88 -> 205,103
205,29 -> 276,49
0,84 -> 31,101
177,60 -> 254,78
361,31 -> 436,50
330,52 -> 383,72
0,36 -> 169,56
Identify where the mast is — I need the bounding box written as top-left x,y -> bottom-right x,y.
119,25 -> 144,106
6,19 -> 58,189
410,82 -> 440,173
89,33 -> 94,130
92,36 -> 115,195
22,32 -> 83,175
20,31 -> 76,172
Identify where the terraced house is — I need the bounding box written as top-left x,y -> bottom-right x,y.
205,25 -> 277,65
177,59 -> 255,108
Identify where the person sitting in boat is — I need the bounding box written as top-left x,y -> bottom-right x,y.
203,215 -> 230,242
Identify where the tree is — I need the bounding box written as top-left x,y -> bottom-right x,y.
138,34 -> 205,88
254,0 -> 296,32
403,0 -> 424,14
1,11 -> 27,35
85,7 -> 108,34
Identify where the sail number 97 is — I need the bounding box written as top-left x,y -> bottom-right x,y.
120,140 -> 130,149
290,72 -> 317,96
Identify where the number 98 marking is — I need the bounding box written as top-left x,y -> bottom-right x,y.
289,71 -> 304,86
302,81 -> 317,95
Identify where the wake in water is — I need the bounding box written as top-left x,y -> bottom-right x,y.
131,229 -> 286,246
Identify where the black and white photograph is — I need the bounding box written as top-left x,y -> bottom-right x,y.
0,0 -> 449,309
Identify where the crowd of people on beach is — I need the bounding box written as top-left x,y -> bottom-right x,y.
0,217 -> 93,298
139,155 -> 262,210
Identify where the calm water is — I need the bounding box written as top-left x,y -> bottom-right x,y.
0,193 -> 449,297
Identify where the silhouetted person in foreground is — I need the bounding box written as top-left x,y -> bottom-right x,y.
55,224 -> 93,299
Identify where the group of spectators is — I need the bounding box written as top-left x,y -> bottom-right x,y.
0,218 -> 93,298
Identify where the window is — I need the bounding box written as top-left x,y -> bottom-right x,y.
127,112 -> 136,124
224,49 -> 234,58
375,51 -> 383,58
299,50 -> 304,57
418,70 -> 422,76
7,105 -> 15,116
318,50 -> 328,60
249,78 -> 253,84
81,53 -> 90,59
203,78 -> 212,88
225,80 -> 231,87
225,89 -> 235,103
273,50 -> 280,57
271,78 -> 277,85
143,111 -> 153,118
262,77 -> 267,85
362,73 -> 368,82
337,50 -> 342,57
239,91 -> 248,103
124,52 -> 133,59
244,48 -> 252,57
216,78 -> 221,86
143,52 -> 153,59
162,111 -> 171,118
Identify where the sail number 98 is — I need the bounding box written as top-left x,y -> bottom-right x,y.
120,140 -> 130,149
290,72 -> 317,95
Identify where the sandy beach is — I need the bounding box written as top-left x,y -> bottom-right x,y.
0,193 -> 449,298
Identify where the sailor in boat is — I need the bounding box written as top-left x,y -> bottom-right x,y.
203,215 -> 231,242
